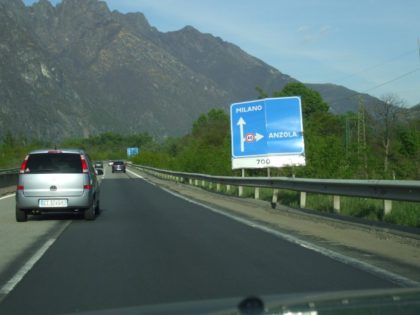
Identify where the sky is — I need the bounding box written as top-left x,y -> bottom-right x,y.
23,0 -> 420,106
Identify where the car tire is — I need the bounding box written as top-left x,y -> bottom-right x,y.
95,199 -> 101,215
16,207 -> 27,222
84,204 -> 96,221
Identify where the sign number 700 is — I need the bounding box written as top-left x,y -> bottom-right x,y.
256,158 -> 271,165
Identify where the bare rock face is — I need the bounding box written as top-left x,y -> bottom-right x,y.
0,0 -> 376,141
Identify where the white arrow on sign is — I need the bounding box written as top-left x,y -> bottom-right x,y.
237,117 -> 246,152
255,133 -> 264,142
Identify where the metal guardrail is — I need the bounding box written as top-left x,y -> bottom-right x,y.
0,168 -> 19,190
131,164 -> 420,215
2,163 -> 419,213
0,168 -> 19,175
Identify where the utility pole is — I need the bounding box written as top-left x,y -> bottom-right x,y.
417,38 -> 420,60
357,97 -> 368,178
345,116 -> 350,156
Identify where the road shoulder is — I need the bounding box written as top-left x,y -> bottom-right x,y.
130,168 -> 420,283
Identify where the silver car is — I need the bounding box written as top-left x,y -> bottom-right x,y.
15,149 -> 103,222
111,160 -> 126,173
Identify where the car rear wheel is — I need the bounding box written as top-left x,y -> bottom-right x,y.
84,204 -> 96,221
95,199 -> 101,215
16,207 -> 28,222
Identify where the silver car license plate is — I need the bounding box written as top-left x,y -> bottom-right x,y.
39,199 -> 68,208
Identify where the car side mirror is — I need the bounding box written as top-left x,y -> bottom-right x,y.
95,169 -> 104,176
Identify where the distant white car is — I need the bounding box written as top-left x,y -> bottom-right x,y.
108,161 -> 113,166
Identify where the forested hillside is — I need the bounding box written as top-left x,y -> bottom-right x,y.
4,83 -> 418,181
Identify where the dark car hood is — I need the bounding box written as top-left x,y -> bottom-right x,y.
63,287 -> 420,315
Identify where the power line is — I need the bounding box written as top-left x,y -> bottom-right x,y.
336,49 -> 417,82
330,66 -> 420,103
362,67 -> 420,93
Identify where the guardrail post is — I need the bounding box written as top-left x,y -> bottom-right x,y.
272,189 -> 278,205
209,182 -> 213,190
333,195 -> 340,213
254,187 -> 260,200
129,165 -> 420,218
201,180 -> 205,187
300,192 -> 307,208
384,200 -> 392,215
238,169 -> 245,197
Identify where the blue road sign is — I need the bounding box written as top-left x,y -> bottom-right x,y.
230,97 -> 305,169
127,147 -> 139,157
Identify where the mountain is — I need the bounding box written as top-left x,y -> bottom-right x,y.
0,0 -> 382,141
305,83 -> 383,114
408,103 -> 420,119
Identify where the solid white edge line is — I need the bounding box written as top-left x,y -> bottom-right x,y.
0,238 -> 56,295
158,186 -> 420,288
119,167 -> 419,287
126,169 -> 143,179
0,193 -> 15,201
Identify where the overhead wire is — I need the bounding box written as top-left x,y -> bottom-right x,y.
328,43 -> 420,103
361,67 -> 420,94
336,49 -> 417,83
328,66 -> 420,103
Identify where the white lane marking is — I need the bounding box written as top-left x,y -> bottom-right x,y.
159,186 -> 419,288
0,238 -> 55,295
0,193 -> 15,201
126,169 -> 143,179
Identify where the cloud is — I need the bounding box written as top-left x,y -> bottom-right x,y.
297,25 -> 333,45
297,25 -> 309,33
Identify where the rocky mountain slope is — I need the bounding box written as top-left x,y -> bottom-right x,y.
0,0 -> 386,141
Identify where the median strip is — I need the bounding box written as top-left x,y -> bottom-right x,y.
0,194 -> 15,201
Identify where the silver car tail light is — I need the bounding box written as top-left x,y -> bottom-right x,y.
19,155 -> 29,174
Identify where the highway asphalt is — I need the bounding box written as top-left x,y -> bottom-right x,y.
0,168 -> 396,314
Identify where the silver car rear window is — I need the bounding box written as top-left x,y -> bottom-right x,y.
26,153 -> 82,174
